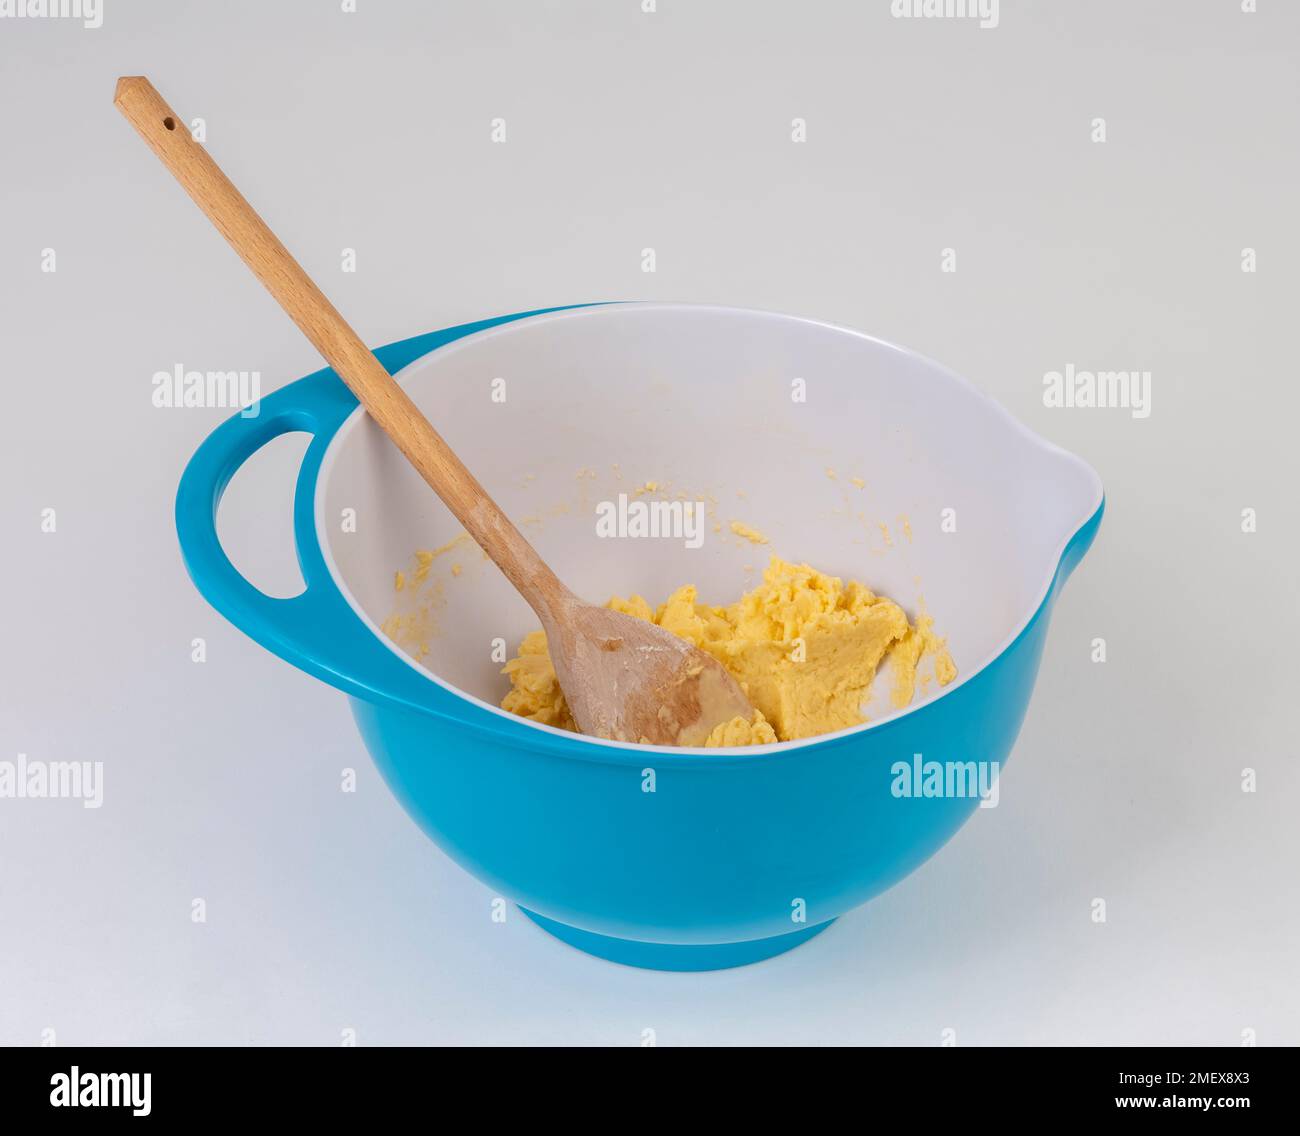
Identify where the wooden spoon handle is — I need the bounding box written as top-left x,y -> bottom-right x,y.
114,76 -> 571,621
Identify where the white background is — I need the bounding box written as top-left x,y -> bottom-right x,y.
1,0 -> 1296,1045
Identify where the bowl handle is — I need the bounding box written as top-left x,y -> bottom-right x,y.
174,367 -> 463,716
174,309 -> 594,720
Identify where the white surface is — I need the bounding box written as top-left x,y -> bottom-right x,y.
1,0 -> 1297,1046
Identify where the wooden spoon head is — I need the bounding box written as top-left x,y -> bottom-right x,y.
545,603 -> 758,747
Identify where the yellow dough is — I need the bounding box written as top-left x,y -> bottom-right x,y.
501,556 -> 955,747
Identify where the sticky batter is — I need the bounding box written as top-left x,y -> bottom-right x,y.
502,556 -> 955,746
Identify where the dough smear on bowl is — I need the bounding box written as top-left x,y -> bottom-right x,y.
501,556 -> 956,747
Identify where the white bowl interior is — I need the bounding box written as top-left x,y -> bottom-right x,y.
319,304 -> 1102,728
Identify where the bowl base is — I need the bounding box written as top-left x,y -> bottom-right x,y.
519,907 -> 836,971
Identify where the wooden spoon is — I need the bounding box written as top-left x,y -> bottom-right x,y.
114,76 -> 756,746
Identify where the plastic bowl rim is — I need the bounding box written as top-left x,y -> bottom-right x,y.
314,301 -> 1105,764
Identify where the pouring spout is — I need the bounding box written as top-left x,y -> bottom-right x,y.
1052,497 -> 1105,596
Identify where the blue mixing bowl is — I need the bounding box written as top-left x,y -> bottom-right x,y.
177,304 -> 1103,970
